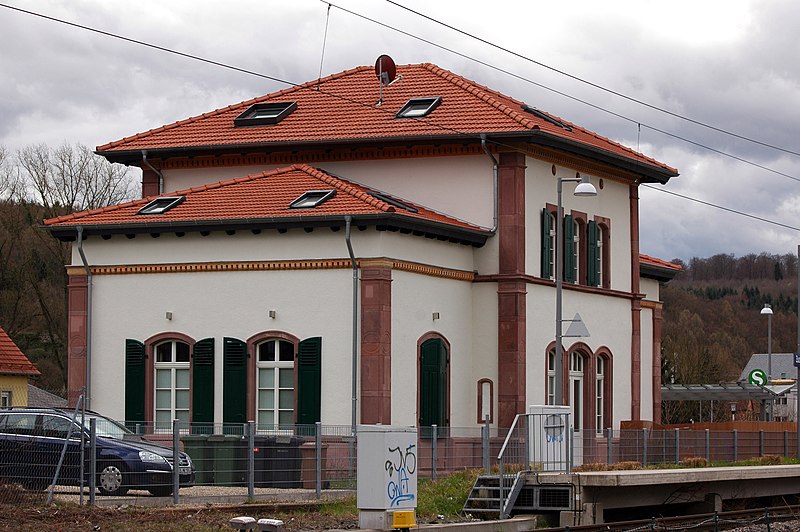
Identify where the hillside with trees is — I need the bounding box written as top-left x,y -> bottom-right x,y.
0,143 -> 136,395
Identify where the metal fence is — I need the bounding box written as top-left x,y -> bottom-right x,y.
1,416 -> 798,507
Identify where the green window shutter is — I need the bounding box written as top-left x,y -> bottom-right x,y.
587,221 -> 599,286
419,339 -> 448,433
222,337 -> 247,428
541,208 -> 552,279
296,337 -> 322,428
564,214 -> 575,283
191,338 -> 214,431
124,339 -> 145,429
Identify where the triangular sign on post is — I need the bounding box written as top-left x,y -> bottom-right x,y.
564,312 -> 590,338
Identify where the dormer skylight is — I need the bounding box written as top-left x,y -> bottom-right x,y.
522,105 -> 572,131
234,101 -> 297,127
396,97 -> 442,118
369,192 -> 418,213
289,190 -> 335,209
137,196 -> 184,215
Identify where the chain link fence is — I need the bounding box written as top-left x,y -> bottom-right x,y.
1,409 -> 799,507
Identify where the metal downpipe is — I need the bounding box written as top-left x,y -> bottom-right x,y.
76,226 -> 92,410
141,150 -> 164,194
345,216 -> 358,437
481,134 -> 499,233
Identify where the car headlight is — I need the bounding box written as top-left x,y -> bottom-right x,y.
139,450 -> 168,464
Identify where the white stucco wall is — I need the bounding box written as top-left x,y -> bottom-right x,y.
524,158 -> 632,293
390,270 -> 475,428
162,155 -> 495,231
526,284 -> 634,429
79,228 -> 480,426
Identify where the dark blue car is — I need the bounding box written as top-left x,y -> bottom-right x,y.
0,408 -> 194,496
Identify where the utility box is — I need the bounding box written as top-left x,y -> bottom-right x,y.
528,405 -> 571,472
357,425 -> 417,530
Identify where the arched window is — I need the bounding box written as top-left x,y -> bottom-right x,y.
154,339 -> 190,432
419,335 -> 450,438
256,338 -> 295,430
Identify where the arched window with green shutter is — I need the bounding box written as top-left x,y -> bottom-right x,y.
296,337 -> 322,431
124,339 -> 145,430
419,337 -> 449,438
223,337 -> 247,431
191,338 -> 214,433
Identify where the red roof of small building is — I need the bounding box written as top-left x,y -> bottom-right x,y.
0,326 -> 40,376
96,63 -> 677,180
44,164 -> 488,245
640,254 -> 683,271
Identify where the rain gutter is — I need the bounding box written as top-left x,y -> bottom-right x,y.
76,226 -> 92,410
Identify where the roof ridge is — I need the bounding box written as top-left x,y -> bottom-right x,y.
299,165 -> 393,212
423,63 -> 540,130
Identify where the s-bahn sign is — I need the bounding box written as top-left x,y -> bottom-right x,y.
748,368 -> 767,386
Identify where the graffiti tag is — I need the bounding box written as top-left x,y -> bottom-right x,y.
384,444 -> 416,507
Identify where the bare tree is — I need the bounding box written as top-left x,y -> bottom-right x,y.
16,142 -> 135,214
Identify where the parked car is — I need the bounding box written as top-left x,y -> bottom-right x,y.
0,408 -> 194,496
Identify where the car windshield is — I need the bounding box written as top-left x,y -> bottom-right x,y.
77,413 -> 132,439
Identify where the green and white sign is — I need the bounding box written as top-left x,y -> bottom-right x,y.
748,368 -> 767,386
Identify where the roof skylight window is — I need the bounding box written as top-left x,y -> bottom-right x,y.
369,192 -> 418,213
396,97 -> 442,118
234,101 -> 297,127
137,196 -> 185,215
289,190 -> 335,209
522,105 -> 572,131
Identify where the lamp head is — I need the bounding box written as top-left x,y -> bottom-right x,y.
573,175 -> 597,197
761,303 -> 773,315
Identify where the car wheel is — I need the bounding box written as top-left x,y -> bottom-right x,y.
97,462 -> 128,496
148,485 -> 173,497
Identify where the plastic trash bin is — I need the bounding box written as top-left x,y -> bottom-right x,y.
254,435 -> 303,488
207,434 -> 247,486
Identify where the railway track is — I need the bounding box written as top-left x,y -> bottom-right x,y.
531,504 -> 800,532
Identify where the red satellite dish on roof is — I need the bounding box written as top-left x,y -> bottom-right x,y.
375,54 -> 396,85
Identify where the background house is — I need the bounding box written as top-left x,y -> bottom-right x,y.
0,325 -> 41,407
740,353 -> 798,421
45,61 -> 679,435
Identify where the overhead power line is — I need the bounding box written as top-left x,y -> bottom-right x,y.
643,185 -> 800,232
0,2 -> 796,237
384,0 -> 800,159
322,1 -> 800,185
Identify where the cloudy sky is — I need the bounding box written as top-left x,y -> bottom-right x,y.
2,0 -> 799,262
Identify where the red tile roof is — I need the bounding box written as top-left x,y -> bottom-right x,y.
97,63 -> 677,180
44,164 -> 489,245
0,326 -> 40,376
640,254 -> 683,271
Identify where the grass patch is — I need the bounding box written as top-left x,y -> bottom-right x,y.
416,469 -> 480,519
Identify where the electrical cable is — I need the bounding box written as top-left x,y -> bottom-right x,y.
323,1 -> 800,184
384,0 -> 800,159
1,2 -> 797,236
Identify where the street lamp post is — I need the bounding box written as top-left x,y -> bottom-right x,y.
761,303 -> 773,421
554,173 -> 597,405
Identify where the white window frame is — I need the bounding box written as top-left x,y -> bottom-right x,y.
569,352 -> 584,431
0,390 -> 11,408
547,351 -> 556,405
256,338 -> 295,431
154,340 -> 190,433
596,357 -> 605,434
